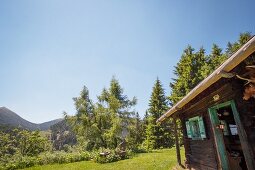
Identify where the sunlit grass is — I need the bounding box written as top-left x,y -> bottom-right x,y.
23,147 -> 185,170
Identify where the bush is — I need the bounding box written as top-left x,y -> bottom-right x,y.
3,156 -> 37,170
93,148 -> 132,164
130,145 -> 147,153
0,148 -> 134,169
0,151 -> 92,170
37,151 -> 91,165
94,152 -> 121,163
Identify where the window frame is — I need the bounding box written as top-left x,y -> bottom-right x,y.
185,116 -> 206,140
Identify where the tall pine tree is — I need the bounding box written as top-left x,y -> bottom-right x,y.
145,78 -> 174,149
201,44 -> 228,78
226,32 -> 252,56
170,45 -> 206,104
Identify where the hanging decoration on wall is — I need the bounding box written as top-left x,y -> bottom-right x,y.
236,65 -> 255,100
213,94 -> 220,101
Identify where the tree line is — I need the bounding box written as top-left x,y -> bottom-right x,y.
66,32 -> 252,151
0,32 -> 252,170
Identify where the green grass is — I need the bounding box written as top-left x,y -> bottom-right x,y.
23,147 -> 185,170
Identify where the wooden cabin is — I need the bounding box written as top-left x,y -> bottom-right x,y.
157,36 -> 255,170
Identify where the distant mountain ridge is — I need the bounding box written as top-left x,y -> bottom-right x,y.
0,107 -> 63,130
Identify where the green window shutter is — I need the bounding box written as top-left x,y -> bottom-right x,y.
185,121 -> 192,138
198,116 -> 206,139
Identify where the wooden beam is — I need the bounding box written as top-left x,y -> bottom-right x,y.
174,118 -> 181,165
231,101 -> 255,170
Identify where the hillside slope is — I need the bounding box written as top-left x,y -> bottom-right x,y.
0,107 -> 62,130
39,118 -> 63,131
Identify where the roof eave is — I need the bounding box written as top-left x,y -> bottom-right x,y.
157,36 -> 255,123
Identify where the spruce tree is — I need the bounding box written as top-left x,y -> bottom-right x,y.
168,32 -> 252,153
226,32 -> 252,56
170,45 -> 206,104
201,44 -> 228,78
145,78 -> 173,149
144,115 -> 155,151
148,78 -> 168,119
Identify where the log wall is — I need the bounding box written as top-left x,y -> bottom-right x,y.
179,77 -> 255,170
175,55 -> 255,169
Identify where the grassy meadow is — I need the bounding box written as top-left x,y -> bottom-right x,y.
23,147 -> 185,170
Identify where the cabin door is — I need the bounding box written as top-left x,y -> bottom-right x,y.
208,100 -> 248,170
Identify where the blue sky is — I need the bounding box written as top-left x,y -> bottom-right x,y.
1,0 -> 255,123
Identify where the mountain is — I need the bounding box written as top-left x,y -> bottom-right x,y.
39,118 -> 63,130
0,107 -> 62,131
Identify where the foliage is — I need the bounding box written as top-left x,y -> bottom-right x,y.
36,151 -> 91,165
67,77 -> 138,151
93,149 -> 124,164
226,32 -> 252,56
22,148 -> 185,170
50,119 -> 76,150
0,128 -> 51,160
143,116 -> 155,151
200,44 -> 227,78
66,85 -> 103,151
0,151 -> 91,170
0,131 -> 16,162
170,32 -> 252,105
145,78 -> 174,150
170,46 -> 207,104
97,77 -> 137,149
168,32 -> 252,153
0,128 -> 52,170
148,78 -> 169,119
16,130 -> 50,156
1,32 -> 252,170
125,112 -> 144,152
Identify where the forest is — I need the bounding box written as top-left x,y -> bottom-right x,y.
0,32 -> 252,170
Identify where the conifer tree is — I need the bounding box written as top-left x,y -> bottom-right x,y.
144,115 -> 155,151
145,78 -> 173,149
73,86 -> 94,118
201,44 -> 228,78
226,32 -> 252,56
67,77 -> 138,150
126,112 -> 144,151
97,77 -> 137,149
67,86 -> 101,150
170,45 -> 206,104
168,32 -> 252,153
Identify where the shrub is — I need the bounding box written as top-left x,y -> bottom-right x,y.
93,148 -> 132,164
132,145 -> 147,153
37,151 -> 91,165
0,148 -> 134,169
0,151 -> 92,170
94,151 -> 121,163
3,156 -> 37,170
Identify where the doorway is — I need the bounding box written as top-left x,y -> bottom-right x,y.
208,101 -> 247,170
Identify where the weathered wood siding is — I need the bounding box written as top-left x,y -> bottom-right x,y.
180,80 -> 236,170
180,77 -> 255,170
176,54 -> 255,169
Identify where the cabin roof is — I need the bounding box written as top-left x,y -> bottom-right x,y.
157,36 -> 255,122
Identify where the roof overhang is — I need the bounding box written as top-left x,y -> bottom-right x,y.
157,36 -> 255,123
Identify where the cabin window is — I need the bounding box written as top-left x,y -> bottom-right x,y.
185,116 -> 206,140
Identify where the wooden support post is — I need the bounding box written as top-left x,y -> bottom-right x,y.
181,116 -> 190,167
174,118 -> 181,166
